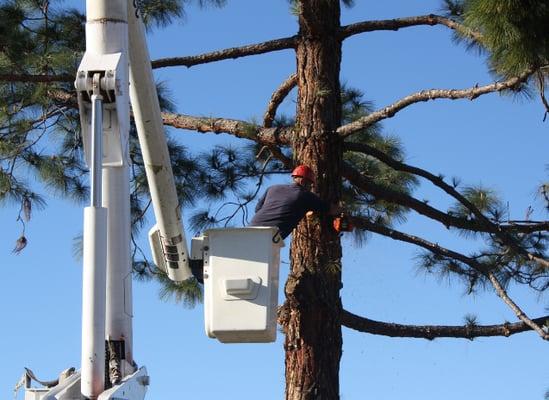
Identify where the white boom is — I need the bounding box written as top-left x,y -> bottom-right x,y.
74,0 -> 139,398
127,1 -> 193,282
22,0 -> 194,398
80,91 -> 108,397
75,0 -> 133,396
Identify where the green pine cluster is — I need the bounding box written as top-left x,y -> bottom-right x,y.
446,0 -> 549,78
0,0 -> 86,254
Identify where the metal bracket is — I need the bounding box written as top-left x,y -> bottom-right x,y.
75,52 -> 129,167
148,225 -> 193,281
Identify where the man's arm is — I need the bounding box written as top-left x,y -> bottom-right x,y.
307,192 -> 342,215
255,188 -> 269,212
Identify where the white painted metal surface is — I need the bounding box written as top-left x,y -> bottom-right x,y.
23,367 -> 147,400
203,227 -> 282,343
76,53 -> 126,168
98,367 -> 149,400
20,369 -> 80,400
76,0 -> 133,396
81,207 -> 108,397
190,236 -> 205,260
40,371 -> 82,400
24,388 -> 49,400
128,1 -> 192,281
85,0 -> 134,368
104,163 -> 133,365
78,73 -> 108,398
90,93 -> 104,206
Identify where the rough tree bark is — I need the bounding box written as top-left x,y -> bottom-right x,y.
283,1 -> 344,399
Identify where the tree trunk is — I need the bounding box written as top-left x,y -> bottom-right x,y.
283,1 -> 343,399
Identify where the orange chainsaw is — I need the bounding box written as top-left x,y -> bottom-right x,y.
333,213 -> 353,233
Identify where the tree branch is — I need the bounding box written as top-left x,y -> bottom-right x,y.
500,221 -> 549,233
344,141 -> 549,235
2,36 -> 297,84
486,272 -> 549,340
263,73 -> 297,127
161,112 -> 293,143
352,216 -> 549,340
151,36 -> 297,69
341,309 -> 549,340
352,215 -> 482,269
342,163 -> 485,232
260,73 -> 298,169
0,73 -> 73,83
340,14 -> 483,42
344,160 -> 549,270
337,69 -> 536,138
162,113 -> 293,168
151,14 -> 482,71
45,91 -> 296,149
2,16 -> 479,81
537,70 -> 549,121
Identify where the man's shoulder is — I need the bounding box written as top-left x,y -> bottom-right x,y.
268,183 -> 298,191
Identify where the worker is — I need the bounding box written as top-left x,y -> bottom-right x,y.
250,165 -> 341,239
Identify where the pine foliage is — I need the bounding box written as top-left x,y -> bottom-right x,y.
0,0 -> 231,305
447,0 -> 549,77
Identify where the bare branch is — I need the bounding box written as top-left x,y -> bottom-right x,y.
337,69 -> 535,138
352,216 -> 482,268
537,70 -> 549,121
151,36 -> 297,69
352,218 -> 548,340
2,38 -> 297,84
161,112 -> 293,143
260,74 -> 298,169
486,272 -> 549,340
162,113 -> 257,138
344,161 -> 549,269
163,113 -> 293,168
150,15 -> 478,71
263,73 -> 297,128
501,221 -> 549,233
342,163 -> 484,232
0,107 -> 66,137
43,91 -> 296,150
341,309 -> 549,340
48,88 -> 296,147
341,14 -> 482,42
0,73 -> 73,83
344,142 -> 549,235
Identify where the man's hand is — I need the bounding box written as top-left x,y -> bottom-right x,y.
329,203 -> 344,215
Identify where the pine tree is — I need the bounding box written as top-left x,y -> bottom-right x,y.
1,0 -> 548,399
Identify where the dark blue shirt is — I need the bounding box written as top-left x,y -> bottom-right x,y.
250,183 -> 329,239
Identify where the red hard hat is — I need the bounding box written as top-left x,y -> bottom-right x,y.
291,165 -> 315,183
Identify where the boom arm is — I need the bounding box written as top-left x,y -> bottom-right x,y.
127,5 -> 193,282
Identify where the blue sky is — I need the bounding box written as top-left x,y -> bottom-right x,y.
1,1 -> 548,399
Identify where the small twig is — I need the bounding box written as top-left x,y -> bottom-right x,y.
215,153 -> 275,227
537,71 -> 549,122
487,271 -> 548,340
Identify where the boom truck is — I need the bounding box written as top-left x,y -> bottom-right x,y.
18,1 -> 282,399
